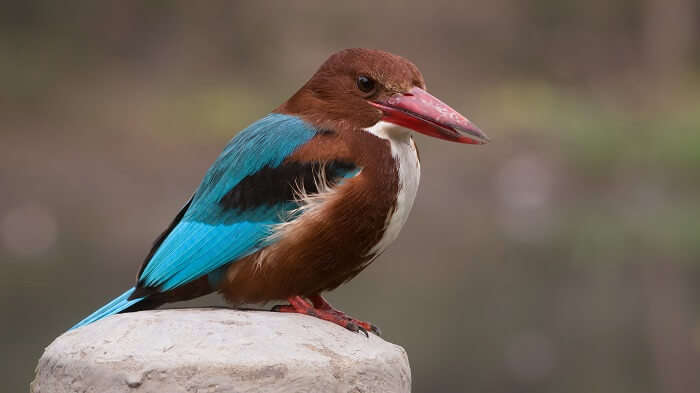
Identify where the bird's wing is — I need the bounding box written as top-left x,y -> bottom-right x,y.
133,113 -> 349,295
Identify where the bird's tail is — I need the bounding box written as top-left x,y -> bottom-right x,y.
70,287 -> 145,330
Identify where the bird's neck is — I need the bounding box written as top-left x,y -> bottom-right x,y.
275,88 -> 381,132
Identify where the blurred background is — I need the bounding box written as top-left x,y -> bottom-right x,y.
2,1 -> 699,392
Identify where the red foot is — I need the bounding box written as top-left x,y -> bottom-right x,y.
272,295 -> 381,336
308,295 -> 382,335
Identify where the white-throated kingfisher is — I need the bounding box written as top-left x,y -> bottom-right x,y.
72,48 -> 488,335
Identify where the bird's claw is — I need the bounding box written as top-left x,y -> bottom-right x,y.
347,319 -> 381,337
357,326 -> 369,337
344,322 -> 369,337
273,296 -> 381,337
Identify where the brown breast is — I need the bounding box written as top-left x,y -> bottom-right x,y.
220,127 -> 398,304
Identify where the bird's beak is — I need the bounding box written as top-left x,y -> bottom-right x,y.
369,86 -> 489,145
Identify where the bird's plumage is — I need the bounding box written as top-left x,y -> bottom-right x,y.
72,113 -> 358,328
72,48 -> 488,333
137,114 -> 318,292
218,124 -> 400,305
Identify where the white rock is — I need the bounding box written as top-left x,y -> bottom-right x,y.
31,308 -> 411,393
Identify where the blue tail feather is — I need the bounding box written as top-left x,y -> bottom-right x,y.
70,287 -> 144,330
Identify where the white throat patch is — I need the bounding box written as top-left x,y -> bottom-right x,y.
364,121 -> 421,256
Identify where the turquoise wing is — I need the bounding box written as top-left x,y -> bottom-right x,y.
136,113 -> 318,292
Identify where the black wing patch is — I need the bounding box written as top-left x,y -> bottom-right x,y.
219,160 -> 357,211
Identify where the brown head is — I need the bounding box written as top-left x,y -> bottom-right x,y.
278,48 -> 488,145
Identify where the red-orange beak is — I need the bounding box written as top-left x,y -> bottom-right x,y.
369,86 -> 489,145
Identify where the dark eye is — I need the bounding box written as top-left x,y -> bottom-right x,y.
356,75 -> 376,94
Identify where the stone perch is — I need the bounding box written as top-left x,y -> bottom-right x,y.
31,308 -> 411,393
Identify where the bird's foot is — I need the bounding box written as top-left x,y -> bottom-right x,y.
272,295 -> 381,337
308,294 -> 382,336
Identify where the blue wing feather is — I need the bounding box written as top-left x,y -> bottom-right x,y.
189,113 -> 318,221
138,113 -> 317,291
71,288 -> 142,329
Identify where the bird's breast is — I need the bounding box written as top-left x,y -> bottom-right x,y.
363,121 -> 421,257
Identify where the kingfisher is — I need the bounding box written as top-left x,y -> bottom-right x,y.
72,48 -> 488,335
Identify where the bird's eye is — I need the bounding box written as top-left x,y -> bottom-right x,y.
356,75 -> 376,94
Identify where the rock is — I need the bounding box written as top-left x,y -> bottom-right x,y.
31,308 -> 411,393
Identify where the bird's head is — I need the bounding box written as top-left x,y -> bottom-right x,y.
280,48 -> 488,145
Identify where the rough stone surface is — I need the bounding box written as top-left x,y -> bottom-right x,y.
31,308 -> 411,393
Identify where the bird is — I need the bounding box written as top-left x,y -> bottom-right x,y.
71,48 -> 488,335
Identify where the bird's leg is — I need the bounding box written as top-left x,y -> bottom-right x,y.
272,295 -> 380,336
272,296 -> 365,335
308,294 -> 336,311
308,294 -> 381,336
